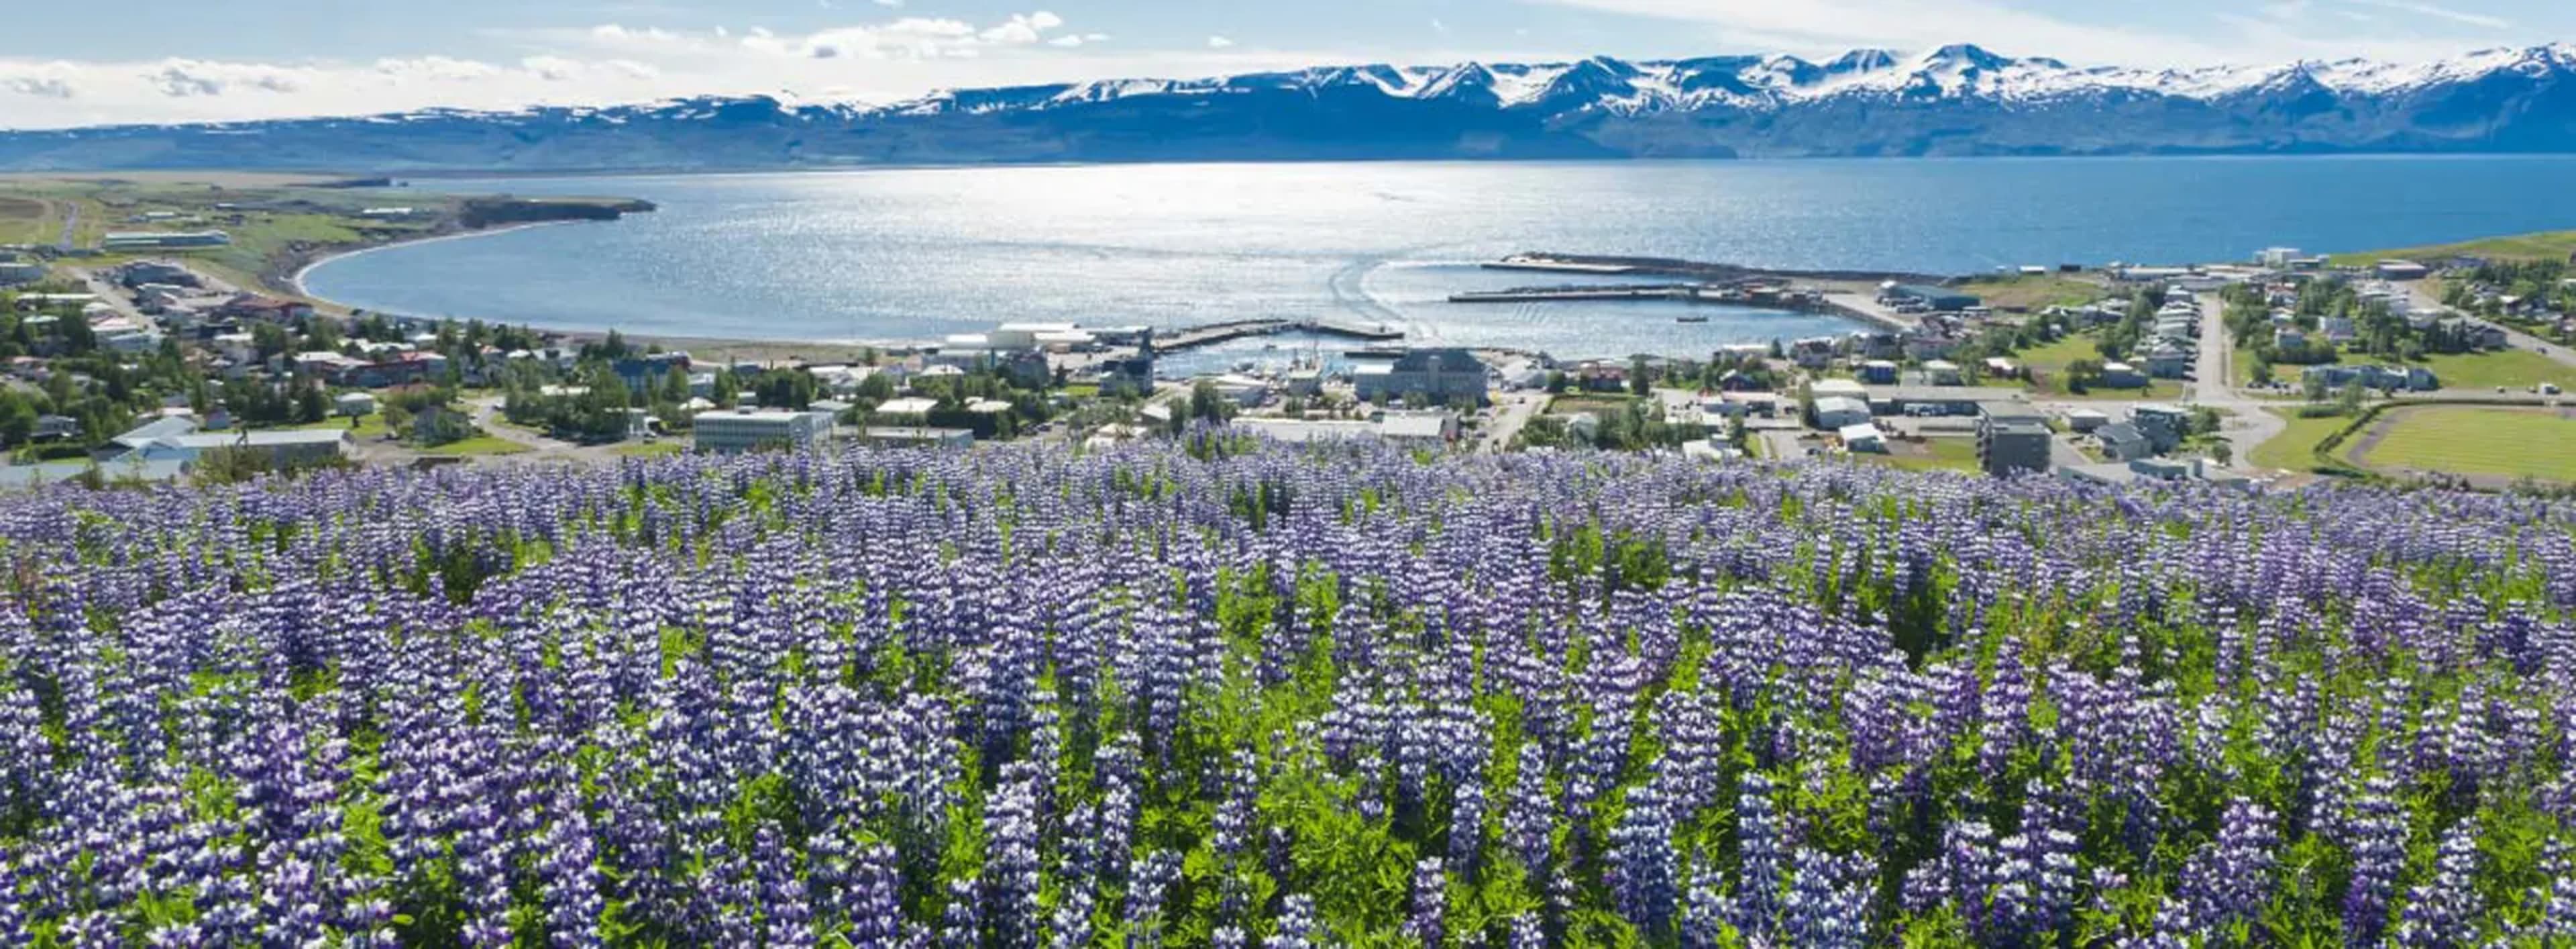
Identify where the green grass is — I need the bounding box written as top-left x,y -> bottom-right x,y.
419,432 -> 529,457
2329,230 -> 2576,266
611,442 -> 683,458
2409,350 -> 2576,391
2249,407 -> 2361,472
289,413 -> 395,441
2351,406 -> 2576,483
1545,395 -> 1640,415
2249,350 -> 2575,393
2013,332 -> 2108,376
1858,438 -> 1980,473
0,196 -> 52,245
1957,274 -> 2109,311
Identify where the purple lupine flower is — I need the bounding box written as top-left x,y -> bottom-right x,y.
1407,856 -> 1447,948
2394,822 -> 2485,949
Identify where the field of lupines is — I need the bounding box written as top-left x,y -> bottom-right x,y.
1,436 -> 2573,947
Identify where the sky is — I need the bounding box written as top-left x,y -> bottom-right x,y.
0,0 -> 2563,128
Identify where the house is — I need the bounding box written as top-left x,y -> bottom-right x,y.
2065,409 -> 2109,433
2273,327 -> 2308,350
0,262 -> 48,285
1904,335 -> 1964,361
694,408 -> 834,454
1715,370 -> 1766,393
1205,374 -> 1272,408
334,393 -> 378,417
1709,393 -> 1782,418
1235,417 -> 1377,443
1495,360 -> 1548,391
1866,386 -> 2029,418
1098,357 -> 1157,397
118,261 -> 197,288
2303,364 -> 2438,393
1976,402 -> 2051,478
1813,396 -> 1872,430
1377,411 -> 1459,446
1353,348 -> 1489,405
873,397 -> 941,418
1982,357 -> 2023,381
2098,362 -> 2147,389
138,430 -> 350,468
2441,319 -> 2508,352
2373,260 -> 2431,281
1858,360 -> 1900,385
1811,379 -> 1870,400
1921,360 -> 1964,386
2145,343 -> 2192,379
1837,423 -> 1887,453
1883,284 -> 1981,311
1573,362 -> 1630,393
101,231 -> 231,252
2096,423 -> 2153,462
2319,317 -> 2358,344
857,427 -> 976,449
2131,405 -> 2194,453
31,414 -> 80,442
1790,338 -> 1837,370
223,296 -> 315,323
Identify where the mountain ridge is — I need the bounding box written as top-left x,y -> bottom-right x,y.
5,43 -> 2575,171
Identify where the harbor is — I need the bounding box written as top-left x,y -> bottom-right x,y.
1457,254 -> 1926,332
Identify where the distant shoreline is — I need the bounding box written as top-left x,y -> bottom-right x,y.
287,219 -> 585,301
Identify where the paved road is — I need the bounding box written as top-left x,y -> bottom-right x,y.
54,201 -> 77,251
2187,304 -> 2289,464
467,399 -> 576,452
1479,391 -> 1546,452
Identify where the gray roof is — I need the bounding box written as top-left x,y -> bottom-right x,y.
1868,386 -> 2029,404
2099,423 -> 2148,446
113,415 -> 200,446
1978,401 -> 2047,423
1387,348 -> 1488,374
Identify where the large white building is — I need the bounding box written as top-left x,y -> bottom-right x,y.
693,409 -> 833,454
1352,348 -> 1489,405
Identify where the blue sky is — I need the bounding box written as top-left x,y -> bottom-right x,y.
0,0 -> 2561,128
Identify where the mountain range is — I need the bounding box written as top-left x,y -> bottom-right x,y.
4,44 -> 2575,172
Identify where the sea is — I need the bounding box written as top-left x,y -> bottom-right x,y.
301,156 -> 2576,368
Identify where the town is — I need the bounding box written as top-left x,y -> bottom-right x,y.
3,212 -> 2574,490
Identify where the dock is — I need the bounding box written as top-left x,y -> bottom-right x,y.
1465,253 -> 1931,332
1482,254 -> 1641,276
1450,284 -> 1697,303
1156,317 -> 1405,352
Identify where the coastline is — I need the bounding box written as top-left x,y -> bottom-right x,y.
286,219 -> 586,304
290,221 -> 902,365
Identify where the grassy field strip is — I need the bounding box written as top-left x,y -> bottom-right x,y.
2349,406 -> 2576,483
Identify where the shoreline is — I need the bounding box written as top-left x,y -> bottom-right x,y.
286,219 -> 587,303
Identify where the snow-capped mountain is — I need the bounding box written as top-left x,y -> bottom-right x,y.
3,44 -> 2574,171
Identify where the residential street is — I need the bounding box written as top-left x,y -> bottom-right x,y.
2187,302 -> 2290,463
2402,281 -> 2576,372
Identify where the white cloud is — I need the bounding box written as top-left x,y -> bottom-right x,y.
1207,36 -> 1237,49
4,76 -> 74,99
2341,0 -> 2508,30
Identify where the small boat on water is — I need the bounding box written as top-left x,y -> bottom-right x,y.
1676,315 -> 1711,324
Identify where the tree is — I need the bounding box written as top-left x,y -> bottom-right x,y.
1189,381 -> 1232,423
2250,358 -> 2273,387
293,383 -> 329,425
1629,357 -> 1652,397
1545,372 -> 1569,395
